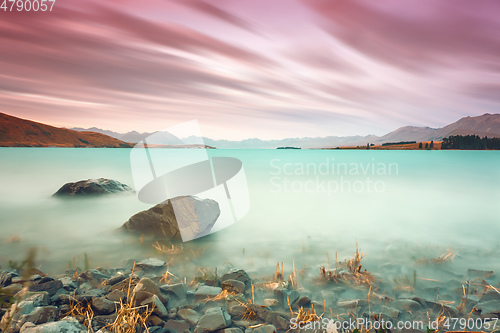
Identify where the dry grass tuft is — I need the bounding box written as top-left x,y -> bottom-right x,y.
105,262 -> 154,333
288,257 -> 300,290
319,244 -> 375,286
204,290 -> 238,303
110,275 -> 140,294
159,264 -> 181,284
294,306 -> 323,323
107,300 -> 153,333
417,249 -> 456,264
290,302 -> 324,326
273,262 -> 284,281
190,248 -> 205,259
152,242 -> 183,255
235,300 -> 258,321
64,296 -> 94,330
288,295 -> 325,327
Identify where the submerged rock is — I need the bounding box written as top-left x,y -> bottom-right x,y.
467,269 -> 494,280
250,324 -> 277,333
121,195 -> 220,241
53,178 -> 132,196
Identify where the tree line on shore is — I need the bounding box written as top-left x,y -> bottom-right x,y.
441,135 -> 500,150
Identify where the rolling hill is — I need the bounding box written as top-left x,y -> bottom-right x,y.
0,112 -> 133,148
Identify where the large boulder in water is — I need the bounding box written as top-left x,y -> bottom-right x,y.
121,195 -> 220,241
53,178 -> 132,196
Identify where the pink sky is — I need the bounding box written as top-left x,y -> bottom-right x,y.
1,0 -> 499,140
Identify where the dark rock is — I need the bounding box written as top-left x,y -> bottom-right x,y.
423,300 -> 458,317
467,269 -> 494,280
19,316 -> 87,332
474,300 -> 500,315
1,294 -> 60,332
93,314 -> 118,327
2,283 -> 23,296
35,277 -> 53,284
30,275 -> 42,282
270,314 -> 288,330
195,285 -> 222,302
137,258 -> 166,270
50,288 -> 67,304
24,293 -> 50,307
53,178 -> 132,196
0,271 -> 13,287
29,280 -> 63,297
1,299 -> 33,331
218,329 -> 243,333
150,326 -> 168,333
57,277 -> 77,290
106,289 -> 126,302
263,299 -> 279,308
378,305 -> 400,320
78,270 -> 109,282
12,276 -> 25,284
309,302 -> 324,313
479,290 -> 500,303
221,280 -> 245,294
82,288 -> 106,298
161,283 -> 187,300
164,319 -> 191,333
337,299 -> 367,309
133,277 -> 166,305
220,270 -> 251,290
106,274 -> 126,286
273,287 -> 299,306
92,297 -> 116,315
194,307 -> 231,333
178,308 -> 201,326
59,294 -> 83,304
18,306 -> 58,327
148,315 -> 167,327
228,304 -> 246,318
233,320 -> 260,329
122,195 -> 220,241
391,299 -> 422,312
295,296 -> 311,308
141,295 -> 168,317
246,304 -> 272,322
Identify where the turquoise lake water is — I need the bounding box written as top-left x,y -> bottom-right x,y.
1,148 -> 499,283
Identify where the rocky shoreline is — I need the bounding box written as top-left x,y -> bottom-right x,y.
1,251 -> 500,333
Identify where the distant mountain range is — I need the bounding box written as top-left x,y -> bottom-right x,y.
0,112 -> 132,148
70,127 -> 184,145
1,111 -> 498,148
72,113 -> 500,149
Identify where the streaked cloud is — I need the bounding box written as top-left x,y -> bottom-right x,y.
0,0 -> 499,139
